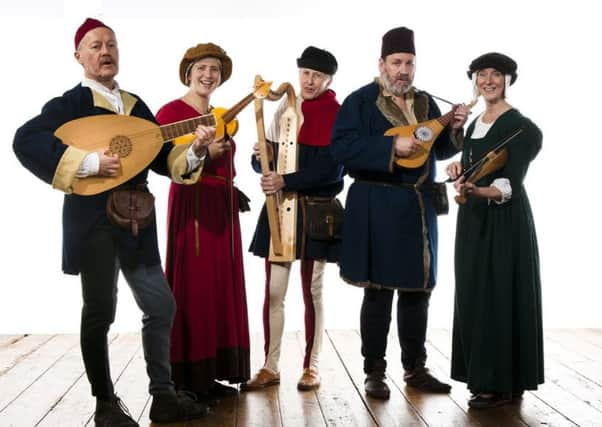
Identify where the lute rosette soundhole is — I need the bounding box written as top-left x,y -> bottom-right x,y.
414,126 -> 434,142
109,135 -> 132,158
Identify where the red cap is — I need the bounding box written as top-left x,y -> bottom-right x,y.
74,18 -> 111,49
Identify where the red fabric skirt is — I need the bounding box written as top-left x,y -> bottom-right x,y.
165,175 -> 250,392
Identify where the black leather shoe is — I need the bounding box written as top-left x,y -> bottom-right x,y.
149,390 -> 209,423
468,392 -> 512,409
194,391 -> 220,408
94,397 -> 139,427
404,367 -> 451,393
365,372 -> 391,400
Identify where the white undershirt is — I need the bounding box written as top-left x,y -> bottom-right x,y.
471,113 -> 494,139
471,113 -> 512,204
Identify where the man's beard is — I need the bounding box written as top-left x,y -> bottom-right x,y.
381,71 -> 412,97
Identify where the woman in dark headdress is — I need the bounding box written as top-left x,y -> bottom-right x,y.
446,52 -> 544,409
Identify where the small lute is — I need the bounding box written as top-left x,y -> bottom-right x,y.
387,98 -> 477,169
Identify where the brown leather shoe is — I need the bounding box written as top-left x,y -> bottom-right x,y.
241,368 -> 280,390
297,368 -> 321,391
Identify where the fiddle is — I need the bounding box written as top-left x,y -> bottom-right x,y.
448,127 -> 523,204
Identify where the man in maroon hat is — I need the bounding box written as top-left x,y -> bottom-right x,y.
331,26 -> 470,399
13,17 -> 213,426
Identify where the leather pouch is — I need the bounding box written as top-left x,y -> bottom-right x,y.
106,185 -> 155,236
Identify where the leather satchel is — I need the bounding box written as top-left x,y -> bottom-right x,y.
106,185 -> 155,236
429,182 -> 449,216
305,197 -> 344,241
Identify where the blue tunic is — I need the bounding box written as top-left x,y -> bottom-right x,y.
330,82 -> 459,290
13,84 -> 173,274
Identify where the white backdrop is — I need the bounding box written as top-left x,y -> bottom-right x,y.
1,0 -> 600,334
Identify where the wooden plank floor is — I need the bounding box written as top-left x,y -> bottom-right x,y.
1,330 -> 601,426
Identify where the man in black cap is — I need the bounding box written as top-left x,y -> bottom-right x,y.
13,17 -> 212,426
245,46 -> 344,391
331,27 -> 470,399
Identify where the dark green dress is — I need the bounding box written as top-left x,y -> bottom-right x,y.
451,108 -> 544,393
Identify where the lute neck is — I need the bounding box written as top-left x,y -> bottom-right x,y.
435,109 -> 455,127
159,114 -> 216,142
435,98 -> 477,127
159,91 -> 257,142
221,93 -> 255,123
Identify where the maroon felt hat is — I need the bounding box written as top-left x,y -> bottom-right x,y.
74,18 -> 112,49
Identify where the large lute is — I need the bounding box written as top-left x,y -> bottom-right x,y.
254,75 -> 299,262
55,81 -> 272,195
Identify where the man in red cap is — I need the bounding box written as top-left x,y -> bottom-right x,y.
14,17 -> 214,426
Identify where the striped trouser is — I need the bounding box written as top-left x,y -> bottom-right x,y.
262,259 -> 325,372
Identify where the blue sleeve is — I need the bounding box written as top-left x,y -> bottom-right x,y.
250,140 -> 278,174
330,91 -> 395,173
282,146 -> 344,191
251,154 -> 262,173
13,96 -> 74,185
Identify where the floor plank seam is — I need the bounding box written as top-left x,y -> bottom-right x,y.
135,396 -> 151,425
0,336 -> 78,413
37,370 -> 87,425
324,330 -> 380,426
529,390 -> 580,426
0,334 -> 28,349
113,342 -> 143,385
0,334 -> 57,377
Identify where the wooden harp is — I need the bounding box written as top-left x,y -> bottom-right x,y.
254,75 -> 299,262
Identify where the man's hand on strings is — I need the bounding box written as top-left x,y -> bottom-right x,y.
260,171 -> 284,195
394,135 -> 421,158
446,161 -> 462,181
451,104 -> 470,130
97,149 -> 120,177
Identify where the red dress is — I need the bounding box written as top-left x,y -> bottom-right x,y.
156,99 -> 250,392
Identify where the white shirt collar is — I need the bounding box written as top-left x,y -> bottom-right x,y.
81,77 -> 124,114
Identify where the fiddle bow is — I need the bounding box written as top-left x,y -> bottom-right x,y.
449,127 -> 524,204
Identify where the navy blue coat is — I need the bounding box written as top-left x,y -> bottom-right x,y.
330,82 -> 459,290
13,84 -> 173,274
